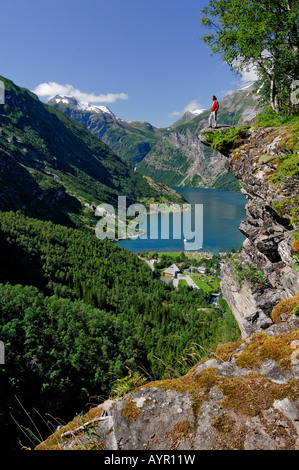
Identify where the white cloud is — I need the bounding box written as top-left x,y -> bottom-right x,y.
32,82 -> 129,104
219,63 -> 259,99
169,99 -> 205,118
239,65 -> 259,88
230,58 -> 259,88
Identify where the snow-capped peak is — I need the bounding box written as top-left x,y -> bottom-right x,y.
51,95 -> 115,116
53,95 -> 76,105
76,102 -> 115,116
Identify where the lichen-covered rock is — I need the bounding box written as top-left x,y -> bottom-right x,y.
36,310 -> 299,450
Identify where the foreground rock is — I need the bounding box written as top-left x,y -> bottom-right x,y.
36,300 -> 299,451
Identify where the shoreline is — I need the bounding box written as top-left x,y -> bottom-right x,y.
137,250 -> 225,258
146,204 -> 192,215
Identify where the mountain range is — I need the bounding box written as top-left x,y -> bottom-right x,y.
48,95 -> 163,165
49,85 -> 261,191
0,76 -> 184,229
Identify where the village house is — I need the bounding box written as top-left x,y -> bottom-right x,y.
163,263 -> 181,279
188,265 -> 206,274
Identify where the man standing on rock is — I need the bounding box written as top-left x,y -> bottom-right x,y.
208,95 -> 219,128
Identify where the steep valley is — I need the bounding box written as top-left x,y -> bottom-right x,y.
37,117 -> 299,451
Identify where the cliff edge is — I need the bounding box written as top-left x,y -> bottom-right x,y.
200,123 -> 298,338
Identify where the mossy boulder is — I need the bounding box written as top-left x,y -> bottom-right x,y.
36,297 -> 299,450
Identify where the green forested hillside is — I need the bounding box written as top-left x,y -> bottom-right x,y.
0,211 -> 240,448
0,76 -> 183,229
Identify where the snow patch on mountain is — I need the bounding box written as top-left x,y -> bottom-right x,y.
77,102 -> 114,116
51,95 -> 116,116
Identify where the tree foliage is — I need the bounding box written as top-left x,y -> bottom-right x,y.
0,211 -> 240,448
200,0 -> 299,114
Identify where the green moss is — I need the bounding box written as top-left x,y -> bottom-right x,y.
35,406 -> 104,450
271,293 -> 299,324
143,339 -> 299,423
234,330 -> 299,372
272,197 -> 299,223
270,153 -> 299,184
292,238 -> 299,255
255,107 -> 299,129
234,334 -> 266,370
165,420 -> 191,450
272,199 -> 299,267
215,340 -> 243,362
259,117 -> 299,189
141,365 -> 220,424
122,399 -> 143,421
259,336 -> 293,370
212,413 -> 235,434
219,373 -> 295,417
202,125 -> 250,153
39,339 -> 299,449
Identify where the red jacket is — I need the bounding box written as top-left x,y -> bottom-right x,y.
211,100 -> 219,112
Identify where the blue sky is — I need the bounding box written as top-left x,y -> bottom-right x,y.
1,0 -> 253,127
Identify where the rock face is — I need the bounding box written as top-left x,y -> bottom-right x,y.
139,128 -> 229,188
37,310 -> 299,451
218,125 -> 299,338
37,122 -> 299,451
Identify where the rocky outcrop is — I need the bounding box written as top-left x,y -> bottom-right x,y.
37,306 -> 299,451
220,267 -> 277,338
215,125 -> 299,338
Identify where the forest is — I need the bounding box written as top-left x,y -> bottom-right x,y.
0,210 -> 240,448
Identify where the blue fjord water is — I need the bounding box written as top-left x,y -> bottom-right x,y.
116,187 -> 247,254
